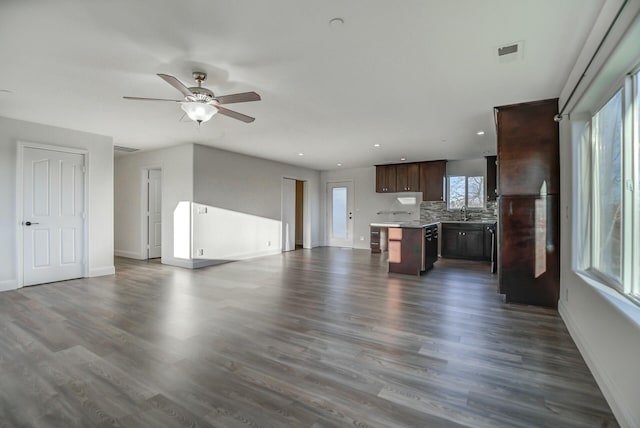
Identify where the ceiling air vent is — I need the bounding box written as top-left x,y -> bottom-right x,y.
496,41 -> 524,63
114,145 -> 139,152
498,44 -> 518,56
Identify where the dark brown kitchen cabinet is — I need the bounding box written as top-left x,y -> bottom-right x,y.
496,100 -> 560,196
486,155 -> 497,201
388,225 -> 438,275
419,160 -> 446,201
396,163 -> 420,192
441,223 -> 488,260
376,165 -> 397,193
370,226 -> 382,253
376,160 -> 445,195
496,98 -> 560,308
388,228 -> 423,275
499,195 -> 560,307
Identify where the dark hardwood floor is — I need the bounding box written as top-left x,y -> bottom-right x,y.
0,248 -> 618,427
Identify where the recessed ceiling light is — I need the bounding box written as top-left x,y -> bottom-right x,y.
298,152 -> 304,156
477,131 -> 485,136
337,163 -> 342,167
400,157 -> 406,161
329,17 -> 344,27
373,144 -> 381,148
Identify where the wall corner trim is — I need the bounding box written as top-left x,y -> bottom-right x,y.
559,300 -> 638,428
114,250 -> 146,260
89,266 -> 116,277
0,280 -> 19,292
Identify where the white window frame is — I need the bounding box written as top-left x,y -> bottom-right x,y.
446,175 -> 485,210
577,68 -> 640,303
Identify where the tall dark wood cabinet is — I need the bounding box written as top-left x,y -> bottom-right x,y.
495,99 -> 560,308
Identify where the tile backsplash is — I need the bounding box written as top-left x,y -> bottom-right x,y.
420,200 -> 497,223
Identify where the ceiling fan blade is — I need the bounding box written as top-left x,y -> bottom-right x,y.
157,73 -> 193,97
214,91 -> 261,105
123,96 -> 181,102
216,106 -> 255,123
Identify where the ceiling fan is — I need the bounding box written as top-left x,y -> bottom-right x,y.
124,72 -> 261,124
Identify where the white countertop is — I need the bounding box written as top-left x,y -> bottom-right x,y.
371,220 -> 496,228
370,221 -> 439,228
441,220 -> 497,224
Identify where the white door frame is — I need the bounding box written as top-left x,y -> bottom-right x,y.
140,165 -> 163,259
16,141 -> 89,287
326,180 -> 354,247
282,178 -> 296,251
281,176 -> 311,250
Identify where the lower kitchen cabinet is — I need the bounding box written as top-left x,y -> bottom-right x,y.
388,225 -> 438,275
499,195 -> 560,308
370,226 -> 381,253
441,223 -> 490,261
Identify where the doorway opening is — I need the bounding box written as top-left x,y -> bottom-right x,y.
295,180 -> 304,249
282,178 -> 308,252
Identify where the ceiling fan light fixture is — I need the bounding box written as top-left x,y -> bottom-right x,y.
180,102 -> 217,123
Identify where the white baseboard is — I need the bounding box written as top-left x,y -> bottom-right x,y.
0,279 -> 19,292
114,250 -> 145,260
163,249 -> 282,270
227,248 -> 281,261
192,259 -> 229,269
162,258 -> 197,269
89,266 -> 115,277
559,300 -> 637,428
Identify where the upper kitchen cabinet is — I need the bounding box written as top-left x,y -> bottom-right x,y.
419,160 -> 446,201
485,155 -> 497,201
376,164 -> 397,193
496,99 -> 559,196
396,163 -> 420,192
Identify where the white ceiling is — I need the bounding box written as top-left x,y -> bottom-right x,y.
0,0 -> 604,170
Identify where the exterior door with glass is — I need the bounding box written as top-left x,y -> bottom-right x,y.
327,181 -> 354,247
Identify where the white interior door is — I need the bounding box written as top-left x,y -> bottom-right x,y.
22,147 -> 85,286
327,181 -> 354,247
282,178 -> 296,252
148,169 -> 162,258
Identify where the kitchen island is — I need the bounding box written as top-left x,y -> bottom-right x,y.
371,222 -> 439,276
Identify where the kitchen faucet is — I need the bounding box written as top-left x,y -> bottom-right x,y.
460,205 -> 468,221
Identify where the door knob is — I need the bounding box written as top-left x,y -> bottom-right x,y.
23,221 -> 40,226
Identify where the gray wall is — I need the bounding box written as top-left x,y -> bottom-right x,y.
321,160 -> 496,250
192,143 -> 322,252
114,143 -> 322,267
321,166 -> 421,250
0,116 -> 114,290
114,144 -> 194,267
